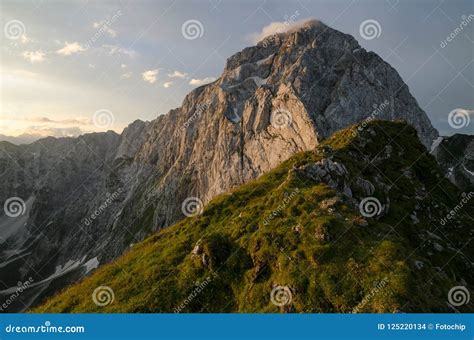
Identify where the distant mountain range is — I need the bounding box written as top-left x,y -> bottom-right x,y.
0,20 -> 471,312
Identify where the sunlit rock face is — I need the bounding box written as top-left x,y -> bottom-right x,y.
0,20 -> 438,311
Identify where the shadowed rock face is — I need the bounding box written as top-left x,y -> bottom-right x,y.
0,20 -> 438,311
432,134 -> 474,191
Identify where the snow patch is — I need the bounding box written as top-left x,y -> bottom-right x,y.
430,136 -> 443,154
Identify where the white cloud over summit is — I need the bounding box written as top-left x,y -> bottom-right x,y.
247,18 -> 319,44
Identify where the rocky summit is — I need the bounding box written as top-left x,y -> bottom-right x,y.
1,20 -> 440,311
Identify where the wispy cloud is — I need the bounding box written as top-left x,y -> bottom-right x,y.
22,51 -> 46,63
142,69 -> 159,84
163,81 -> 173,88
93,20 -> 117,37
102,44 -> 139,58
121,71 -> 132,79
56,42 -> 86,55
168,70 -> 188,78
189,77 -> 216,86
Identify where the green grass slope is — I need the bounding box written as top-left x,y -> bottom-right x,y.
33,121 -> 473,313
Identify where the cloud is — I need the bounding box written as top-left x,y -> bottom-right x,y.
168,70 -> 188,78
102,44 -> 139,58
142,69 -> 159,83
121,64 -> 127,68
247,18 -> 319,44
163,81 -> 173,88
93,21 -> 117,37
20,34 -> 32,44
5,116 -> 92,125
22,51 -> 46,63
189,77 -> 216,86
121,71 -> 132,79
56,42 -> 86,56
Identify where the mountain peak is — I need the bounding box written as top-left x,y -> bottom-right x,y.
1,22 -> 441,311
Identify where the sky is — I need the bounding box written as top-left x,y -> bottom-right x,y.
0,0 -> 473,143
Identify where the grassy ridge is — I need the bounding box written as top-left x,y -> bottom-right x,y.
33,121 -> 473,313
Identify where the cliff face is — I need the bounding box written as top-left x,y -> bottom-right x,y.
0,20 -> 439,311
432,134 -> 474,191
